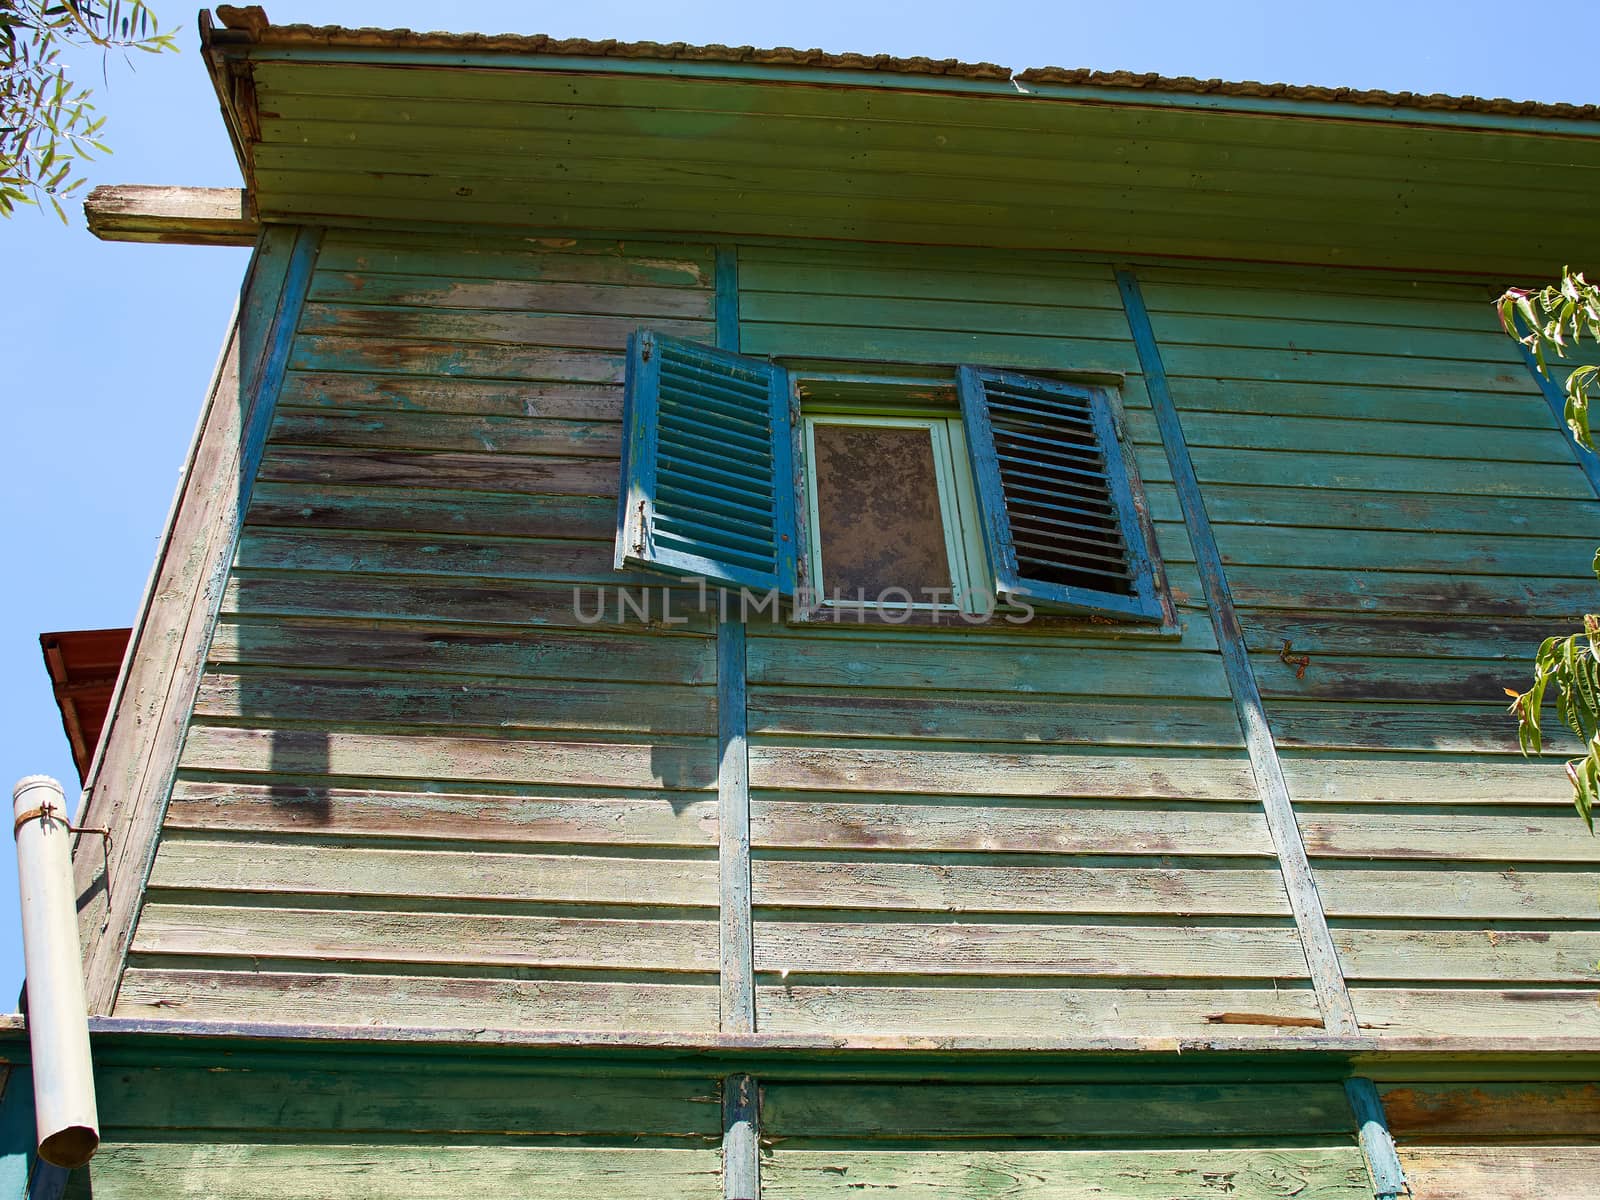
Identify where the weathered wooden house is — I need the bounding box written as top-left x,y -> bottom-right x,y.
6,7 -> 1600,1197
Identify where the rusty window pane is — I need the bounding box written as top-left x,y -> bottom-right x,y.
812,423 -> 953,600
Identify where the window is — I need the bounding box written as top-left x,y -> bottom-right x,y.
802,411 -> 989,616
615,330 -> 1169,625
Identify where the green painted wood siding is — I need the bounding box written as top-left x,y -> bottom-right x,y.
123,232 -> 726,1032
1135,262 -> 1600,1039
760,1076 -> 1370,1197
736,244 -> 1315,1037
58,1050 -> 723,1199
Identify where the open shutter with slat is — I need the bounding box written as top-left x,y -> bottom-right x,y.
957,365 -> 1164,622
616,331 -> 797,593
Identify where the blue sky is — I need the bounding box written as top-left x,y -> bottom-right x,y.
1,0 -> 1596,1005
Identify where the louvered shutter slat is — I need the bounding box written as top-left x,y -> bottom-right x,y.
959,366 -> 1164,622
616,331 -> 796,593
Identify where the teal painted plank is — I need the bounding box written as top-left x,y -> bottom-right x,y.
746,639 -> 1231,699
208,619 -> 714,684
1185,446 -> 1593,499
1168,411 -> 1570,465
314,231 -> 714,285
759,1080 -> 1355,1137
278,370 -> 624,420
268,407 -> 621,457
247,483 -> 617,541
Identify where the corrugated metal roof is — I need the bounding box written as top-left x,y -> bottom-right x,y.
220,14 -> 1600,121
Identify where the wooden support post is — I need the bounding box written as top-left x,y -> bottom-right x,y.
83,186 -> 260,246
714,246 -> 756,1035
722,1072 -> 760,1200
1345,1077 -> 1408,1200
1116,267 -> 1360,1036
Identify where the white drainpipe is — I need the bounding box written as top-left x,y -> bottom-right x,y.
12,776 -> 99,1168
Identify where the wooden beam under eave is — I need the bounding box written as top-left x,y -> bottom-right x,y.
84,185 -> 260,246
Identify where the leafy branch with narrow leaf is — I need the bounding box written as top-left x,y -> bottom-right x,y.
0,0 -> 177,220
1499,269 -> 1600,830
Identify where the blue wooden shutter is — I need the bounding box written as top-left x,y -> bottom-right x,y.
957,365 -> 1164,622
616,331 -> 797,593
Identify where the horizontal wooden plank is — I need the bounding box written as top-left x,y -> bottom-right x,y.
740,259 -> 1121,309
746,640 -> 1231,699
278,370 -> 624,420
208,620 -> 714,685
741,290 -> 1134,341
309,272 -> 714,319
751,858 -> 1289,916
132,903 -> 717,972
316,233 -> 714,286
297,300 -> 709,350
165,780 -> 718,847
222,573 -> 716,631
1229,567 -> 1596,618
760,1080 -> 1352,1137
1269,703 -> 1570,755
289,335 -> 625,383
1254,653 -> 1534,704
1396,1145 -> 1600,1200
114,968 -> 719,1031
754,920 -> 1309,979
90,1059 -> 719,1135
1282,755 -> 1572,806
749,691 -> 1244,748
1140,274 -> 1502,331
1187,446 -> 1593,499
751,795 -> 1272,856
763,1148 -> 1368,1198
741,321 -> 1138,374
247,484 -> 617,541
270,408 -> 621,458
1316,865 -> 1600,920
70,1144 -> 721,1200
1204,482 -> 1600,537
1169,376 -> 1557,430
83,184 -> 259,246
1332,926 -> 1600,983
1299,808 -> 1600,862
758,983 -> 1324,1038
1161,344 -> 1531,394
749,746 -> 1257,800
1151,311 -> 1521,367
193,670 -> 715,737
149,837 -> 718,908
259,445 -> 617,496
178,726 -> 717,791
236,528 -> 644,585
1218,525 -> 1599,578
1240,612 -> 1570,660
1379,1081 -> 1600,1139
1351,986 -> 1600,1038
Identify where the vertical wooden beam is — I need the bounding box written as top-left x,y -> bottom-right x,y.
714,245 -> 756,1034
715,245 -> 760,1198
1511,328 -> 1600,499
1345,1077 -> 1408,1200
722,1072 -> 760,1200
73,225 -> 323,1013
1115,267 -> 1360,1036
